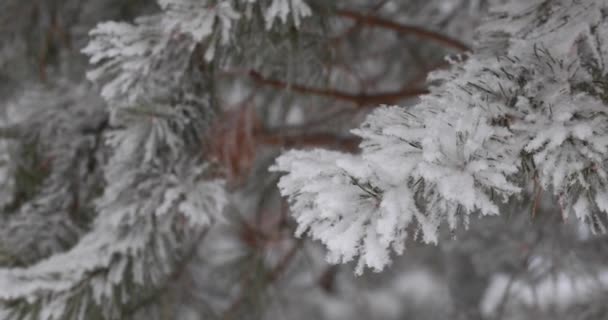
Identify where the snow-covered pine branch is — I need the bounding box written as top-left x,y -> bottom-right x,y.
0,81 -> 107,266
83,0 -> 313,106
273,0 -> 608,274
0,0 -> 316,318
0,80 -> 226,319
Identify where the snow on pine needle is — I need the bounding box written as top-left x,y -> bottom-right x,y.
273,0 -> 608,273
264,0 -> 312,29
83,15 -> 195,106
273,103 -> 522,274
83,0 -> 314,107
0,0 -> 314,318
0,83 -> 227,318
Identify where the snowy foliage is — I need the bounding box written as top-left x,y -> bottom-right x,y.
0,0 -> 319,317
4,0 -> 608,318
0,81 -> 107,266
83,0 -> 313,107
0,79 -> 227,319
263,0 -> 312,29
83,15 -> 195,105
274,0 -> 608,273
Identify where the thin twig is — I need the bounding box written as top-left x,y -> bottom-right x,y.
267,240 -> 304,282
247,70 -> 429,106
532,175 -> 542,219
335,9 -> 471,52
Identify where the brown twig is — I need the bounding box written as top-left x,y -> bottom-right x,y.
317,265 -> 339,294
532,176 -> 542,219
335,9 -> 471,52
266,240 -> 303,282
247,70 -> 428,107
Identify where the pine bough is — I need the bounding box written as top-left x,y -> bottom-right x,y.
273,0 -> 608,274
0,0 -> 312,318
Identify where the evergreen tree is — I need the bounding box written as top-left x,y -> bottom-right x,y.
1,0 -> 607,319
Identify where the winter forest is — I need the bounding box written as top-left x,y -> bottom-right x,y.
1,0 -> 608,319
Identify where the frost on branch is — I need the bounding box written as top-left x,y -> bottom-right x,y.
159,0 -> 241,60
273,104 -> 521,274
0,81 -> 107,266
477,0 -> 608,226
82,15 -> 195,106
83,0 -> 314,102
274,0 -> 608,273
273,150 -> 417,274
33,0 -> 318,315
264,0 -> 312,29
0,0 -> 251,316
0,113 -> 227,318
